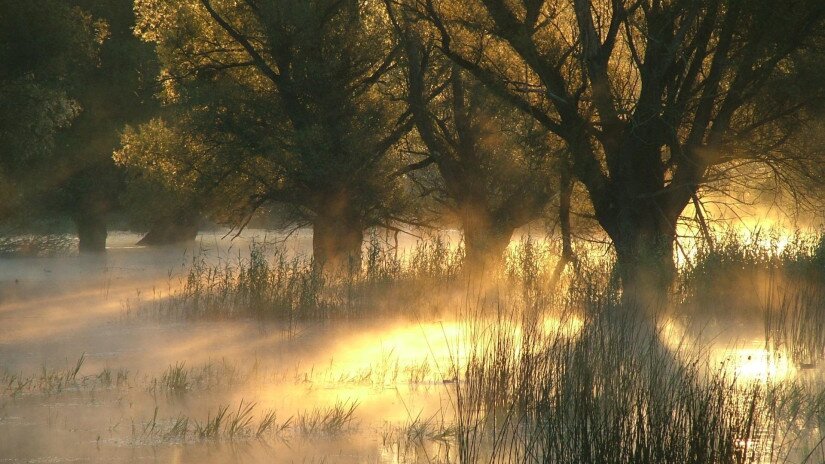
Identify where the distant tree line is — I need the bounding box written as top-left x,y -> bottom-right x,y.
2,0 -> 824,304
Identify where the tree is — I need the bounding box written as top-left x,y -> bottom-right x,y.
116,119 -> 209,245
0,0 -> 161,252
126,0 -> 413,268
414,0 -> 825,307
0,0 -> 101,224
49,0 -> 162,252
396,25 -> 556,268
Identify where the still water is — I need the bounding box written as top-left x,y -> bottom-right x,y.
0,230 -> 816,463
0,230 -> 467,463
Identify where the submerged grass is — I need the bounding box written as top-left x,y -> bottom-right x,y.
133,398 -> 354,444
296,399 -> 360,435
12,231 -> 825,461
1,353 -> 103,397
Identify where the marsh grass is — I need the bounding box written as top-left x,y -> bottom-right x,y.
296,399 -> 359,435
679,231 -> 825,365
1,353 -> 105,397
1,353 -> 443,402
158,362 -> 190,395
380,412 -> 457,464
13,231 -> 825,461
133,399 -> 355,444
443,296 -> 825,464
139,235 -> 572,322
2,359 -> 245,399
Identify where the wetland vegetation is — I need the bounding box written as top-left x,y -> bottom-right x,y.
3,0 -> 825,462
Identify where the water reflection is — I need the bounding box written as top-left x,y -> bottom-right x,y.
720,346 -> 796,382
660,318 -> 798,382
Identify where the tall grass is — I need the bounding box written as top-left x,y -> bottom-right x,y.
143,235 -> 500,321
678,231 -> 825,364
445,296 -> 825,464
129,229 -> 825,462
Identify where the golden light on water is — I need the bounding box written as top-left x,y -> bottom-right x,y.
661,319 -> 796,382
328,321 -> 466,374
324,315 -> 586,379
540,314 -> 585,338
716,346 -> 796,382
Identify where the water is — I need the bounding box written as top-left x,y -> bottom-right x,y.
1,230 -> 821,463
0,230 -> 461,463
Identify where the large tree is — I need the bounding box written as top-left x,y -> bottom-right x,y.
412,0 -> 825,307
52,0 -> 160,252
0,0 -> 101,224
125,0 -> 413,268
0,0 -> 161,252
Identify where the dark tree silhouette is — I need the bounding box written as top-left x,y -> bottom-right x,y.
0,0 -> 100,228
0,0 -> 160,252
415,0 -> 825,306
124,0 -> 414,269
388,10 -> 559,267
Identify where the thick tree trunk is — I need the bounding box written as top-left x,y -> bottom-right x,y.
586,143 -> 683,317
463,222 -> 514,272
137,212 -> 199,246
459,204 -> 514,273
611,221 -> 676,317
75,211 -> 107,253
312,213 -> 364,273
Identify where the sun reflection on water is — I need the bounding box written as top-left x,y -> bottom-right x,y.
660,318 -> 796,382
540,314 -> 585,338
716,346 -> 796,382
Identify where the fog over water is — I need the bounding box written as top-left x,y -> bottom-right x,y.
1,228 -> 822,463
0,230 -> 470,463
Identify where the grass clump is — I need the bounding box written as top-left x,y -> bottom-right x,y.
133,399 -> 359,444
296,399 -> 359,436
136,400 -> 285,443
143,234 -> 586,324
145,235 -> 467,321
678,230 -> 825,365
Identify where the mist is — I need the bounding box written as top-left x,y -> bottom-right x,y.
4,0 -> 825,462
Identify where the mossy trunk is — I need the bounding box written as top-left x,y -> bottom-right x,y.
312,211 -> 364,273
75,211 -> 107,253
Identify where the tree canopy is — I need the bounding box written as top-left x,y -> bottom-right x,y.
405,0 -> 825,301
0,0 -> 103,220
2,0 -> 824,297
121,0 -> 415,266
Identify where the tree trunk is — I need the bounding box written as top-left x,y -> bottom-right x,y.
549,164 -> 575,288
312,212 -> 364,273
137,211 -> 199,246
586,143 -> 683,316
460,208 -> 514,274
610,220 -> 676,317
75,211 -> 107,253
